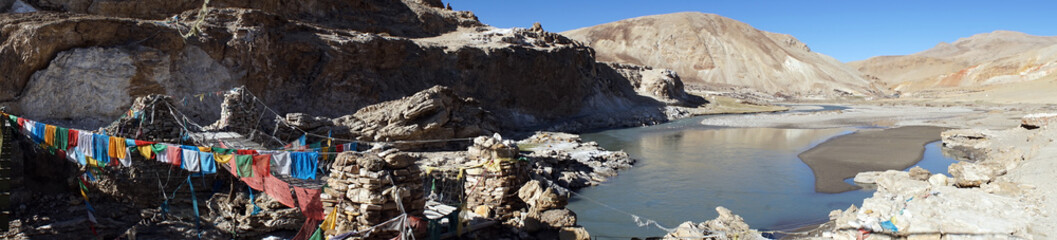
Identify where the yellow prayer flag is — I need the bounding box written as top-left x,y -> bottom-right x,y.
87,156 -> 99,167
321,208 -> 338,231
137,145 -> 154,159
214,154 -> 234,164
44,125 -> 57,146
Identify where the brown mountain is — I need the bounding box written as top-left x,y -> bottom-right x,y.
561,12 -> 886,99
849,31 -> 1057,94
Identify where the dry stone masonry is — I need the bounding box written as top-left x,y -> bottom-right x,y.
104,95 -> 184,142
205,87 -> 259,135
323,150 -> 425,239
463,135 -> 529,219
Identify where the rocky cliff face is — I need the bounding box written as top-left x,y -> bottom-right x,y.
19,0 -> 480,37
849,31 -> 1057,92
0,2 -> 694,134
562,12 -> 887,99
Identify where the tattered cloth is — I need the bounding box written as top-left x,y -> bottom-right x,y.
265,175 -> 296,208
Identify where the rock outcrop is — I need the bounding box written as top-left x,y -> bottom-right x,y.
604,63 -> 707,106
664,207 -> 765,240
1021,113 -> 1057,129
19,0 -> 480,38
518,132 -> 635,189
562,12 -> 887,99
0,3 -> 699,135
333,86 -> 498,143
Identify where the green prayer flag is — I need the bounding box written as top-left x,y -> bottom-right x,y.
212,147 -> 235,154
236,154 -> 253,177
309,226 -> 322,240
56,127 -> 68,150
151,144 -> 168,154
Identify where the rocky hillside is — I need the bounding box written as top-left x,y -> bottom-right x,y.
562,12 -> 886,99
0,0 -> 702,133
849,31 -> 1057,92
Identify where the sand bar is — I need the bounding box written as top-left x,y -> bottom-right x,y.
798,126 -> 948,193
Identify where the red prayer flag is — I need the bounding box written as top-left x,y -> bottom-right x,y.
294,187 -> 324,220
240,155 -> 272,191
68,129 -> 79,149
226,157 -> 238,176
253,154 -> 272,177
292,219 -> 321,240
240,158 -> 263,190
237,149 -> 258,155
264,175 -> 295,208
243,176 -> 264,191
167,147 -> 182,166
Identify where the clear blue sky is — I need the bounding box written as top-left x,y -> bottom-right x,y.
447,0 -> 1057,62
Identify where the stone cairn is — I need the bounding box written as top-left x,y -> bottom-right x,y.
463,135 -> 529,219
323,150 -> 426,239
104,94 -> 184,142
205,87 -> 259,135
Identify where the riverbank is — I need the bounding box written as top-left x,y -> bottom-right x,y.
661,103 -> 1057,239
816,115 -> 1057,239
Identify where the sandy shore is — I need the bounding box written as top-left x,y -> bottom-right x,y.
701,104 -> 980,129
798,126 -> 948,193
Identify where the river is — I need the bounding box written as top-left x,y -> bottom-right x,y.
567,109 -> 958,239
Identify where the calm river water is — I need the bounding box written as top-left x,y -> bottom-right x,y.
568,112 -> 957,239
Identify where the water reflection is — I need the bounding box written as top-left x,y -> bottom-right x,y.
570,122 -> 962,239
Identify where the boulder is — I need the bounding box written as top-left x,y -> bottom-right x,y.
518,180 -> 569,213
1021,113 -> 1057,129
701,206 -> 752,234
383,152 -> 416,168
853,171 -> 883,184
948,162 -> 1001,187
558,226 -> 590,240
940,129 -> 992,162
663,207 -> 765,240
521,216 -> 544,233
540,208 -> 577,228
666,222 -> 707,240
908,166 -> 931,181
927,174 -> 949,186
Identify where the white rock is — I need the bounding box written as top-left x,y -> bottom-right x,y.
927,174 -> 949,186
853,171 -> 883,184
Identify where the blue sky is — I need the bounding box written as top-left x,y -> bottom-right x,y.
447,1 -> 1057,62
